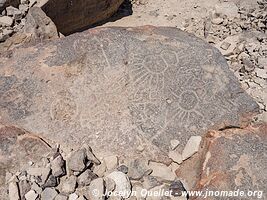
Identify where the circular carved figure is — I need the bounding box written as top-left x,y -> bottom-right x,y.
179,91 -> 198,110
143,55 -> 168,74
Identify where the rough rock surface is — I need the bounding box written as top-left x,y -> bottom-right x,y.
195,124 -> 267,200
41,0 -> 124,34
0,124 -> 51,200
0,26 -> 259,163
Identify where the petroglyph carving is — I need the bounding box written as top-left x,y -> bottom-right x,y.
0,27 -> 259,162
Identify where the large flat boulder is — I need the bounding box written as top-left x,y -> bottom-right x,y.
40,0 -> 124,34
0,26 -> 259,163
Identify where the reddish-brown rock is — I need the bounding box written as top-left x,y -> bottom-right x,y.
193,124 -> 267,200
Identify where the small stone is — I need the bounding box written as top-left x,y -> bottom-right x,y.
142,176 -> 162,190
69,193 -> 79,200
55,194 -> 68,200
27,167 -> 51,184
19,180 -> 31,200
31,182 -> 42,194
170,139 -> 180,150
214,2 -> 239,18
103,155 -> 118,171
168,150 -> 183,164
104,177 -> 116,193
169,180 -> 186,197
117,165 -> 128,174
87,178 -> 105,200
83,144 -> 101,165
149,162 -> 176,181
107,171 -> 131,198
127,159 -> 152,180
136,145 -> 145,152
8,181 -> 20,200
211,17 -> 224,25
77,169 -> 97,187
51,154 -> 66,177
220,42 -> 231,50
42,174 -> 58,188
0,16 -> 13,26
93,161 -> 107,177
68,149 -> 87,172
41,188 -> 58,200
25,190 -> 38,200
19,4 -> 29,14
61,175 -> 77,194
6,6 -> 22,20
182,136 -> 202,160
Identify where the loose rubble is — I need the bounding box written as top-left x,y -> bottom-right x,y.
183,0 -> 267,122
5,143 -> 194,200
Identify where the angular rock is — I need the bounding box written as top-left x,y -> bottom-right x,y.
0,15 -> 13,26
41,0 -> 123,34
195,124 -> 267,200
104,177 -> 116,193
107,171 -> 131,198
25,190 -> 38,200
0,0 -> 20,12
68,149 -> 87,172
117,165 -> 128,174
61,175 -> 77,195
103,155 -> 118,171
51,154 -> 65,177
142,175 -> 162,190
83,144 -> 101,165
77,169 -> 97,187
27,167 -> 51,184
93,161 -> 107,177
170,139 -> 180,150
127,159 -> 152,180
0,26 -> 259,164
182,136 -> 202,161
87,178 -> 105,200
19,180 -> 31,200
42,174 -> 57,188
8,181 -> 20,200
149,162 -> 176,181
69,193 -> 79,200
168,150 -> 183,164
24,7 -> 58,40
169,180 -> 186,197
214,2 -> 239,19
41,187 -> 58,200
6,6 -> 22,20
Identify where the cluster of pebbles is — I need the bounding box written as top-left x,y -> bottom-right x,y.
6,136 -> 202,200
0,0 -> 38,42
183,0 -> 267,122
